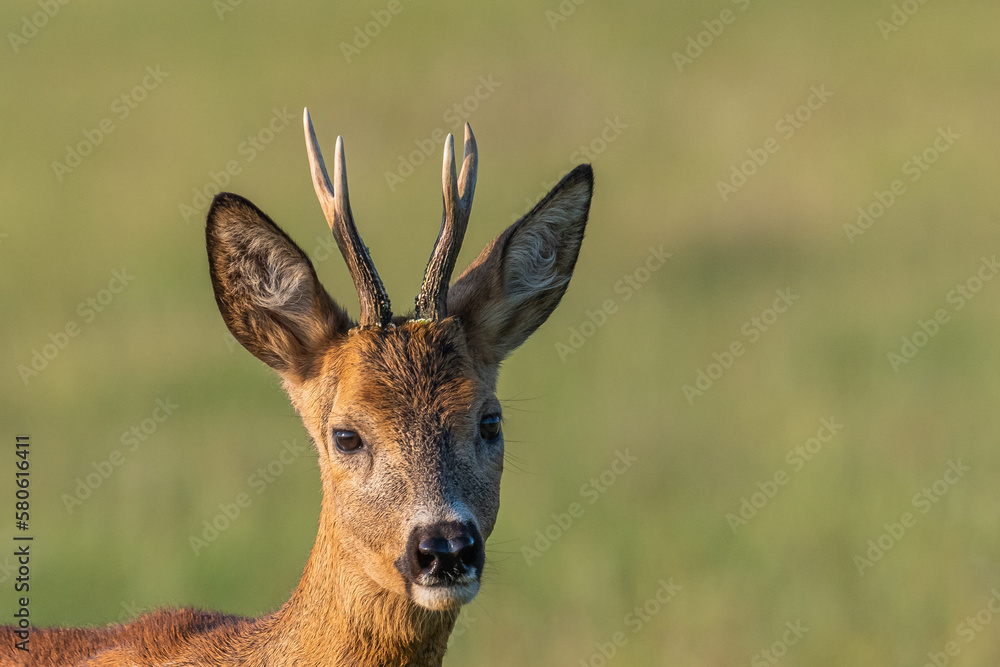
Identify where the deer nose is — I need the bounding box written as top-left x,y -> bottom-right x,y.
407,521 -> 484,583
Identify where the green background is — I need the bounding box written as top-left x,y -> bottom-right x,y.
3,1 -> 1000,664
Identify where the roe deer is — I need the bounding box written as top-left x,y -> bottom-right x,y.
3,108 -> 593,666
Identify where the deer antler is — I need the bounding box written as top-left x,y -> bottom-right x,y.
415,123 -> 478,320
303,107 -> 392,328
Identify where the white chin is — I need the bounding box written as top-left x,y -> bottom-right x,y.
411,580 -> 480,611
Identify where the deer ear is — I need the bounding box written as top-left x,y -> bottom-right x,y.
448,165 -> 593,366
206,193 -> 351,379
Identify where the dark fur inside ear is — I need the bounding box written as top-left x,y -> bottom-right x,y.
206,193 -> 350,378
448,165 -> 593,366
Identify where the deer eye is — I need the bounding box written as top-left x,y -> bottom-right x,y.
333,430 -> 363,453
479,415 -> 502,443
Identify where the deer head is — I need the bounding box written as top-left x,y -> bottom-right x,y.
204,109 -> 592,655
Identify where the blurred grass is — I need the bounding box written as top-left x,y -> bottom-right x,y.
2,1 -> 1000,665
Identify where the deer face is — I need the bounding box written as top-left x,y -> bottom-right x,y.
299,322 -> 501,610
206,110 -> 592,611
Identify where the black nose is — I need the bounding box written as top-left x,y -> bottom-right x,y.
405,521 -> 484,583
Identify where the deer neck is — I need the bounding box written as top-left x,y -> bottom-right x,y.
264,498 -> 459,667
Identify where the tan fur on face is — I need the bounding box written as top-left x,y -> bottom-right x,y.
291,320 -> 502,601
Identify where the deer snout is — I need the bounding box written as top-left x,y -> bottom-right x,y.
405,521 -> 484,585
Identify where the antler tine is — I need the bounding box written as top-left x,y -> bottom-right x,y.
442,133 -> 460,235
303,108 -> 391,328
415,123 -> 478,320
303,108 -> 336,216
458,122 -> 478,211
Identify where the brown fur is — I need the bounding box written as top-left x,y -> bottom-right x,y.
3,160 -> 593,666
